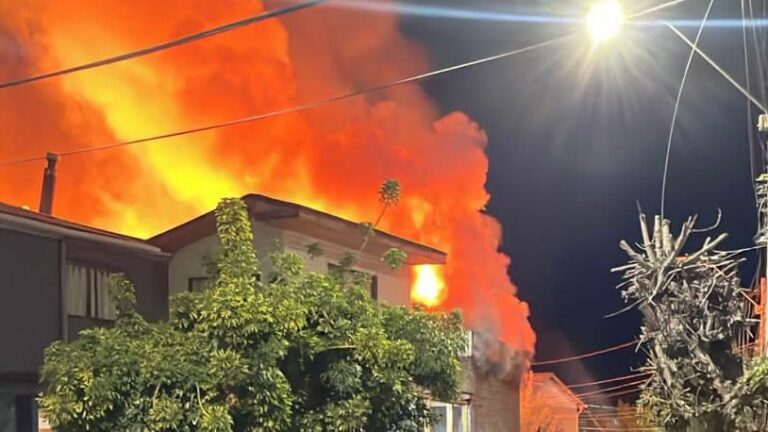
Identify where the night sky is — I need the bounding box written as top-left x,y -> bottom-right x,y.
404,0 -> 762,392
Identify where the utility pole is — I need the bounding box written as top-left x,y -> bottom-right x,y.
758,114 -> 768,356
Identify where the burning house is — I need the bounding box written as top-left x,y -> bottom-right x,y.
0,193 -> 532,431
1,0 -> 539,430
148,194 -> 531,432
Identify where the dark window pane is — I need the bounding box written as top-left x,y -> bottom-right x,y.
328,264 -> 378,299
188,277 -> 210,292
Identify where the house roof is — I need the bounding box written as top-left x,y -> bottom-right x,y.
532,372 -> 586,410
0,201 -> 168,257
149,194 -> 447,265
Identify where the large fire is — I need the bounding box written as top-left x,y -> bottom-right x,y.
0,0 -> 535,353
411,265 -> 446,308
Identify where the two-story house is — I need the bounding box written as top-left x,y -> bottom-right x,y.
149,194 -> 521,432
0,202 -> 169,432
148,194 -> 446,303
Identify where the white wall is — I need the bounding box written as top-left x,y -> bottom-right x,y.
167,219 -> 411,307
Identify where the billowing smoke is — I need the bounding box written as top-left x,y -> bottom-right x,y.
0,0 -> 535,354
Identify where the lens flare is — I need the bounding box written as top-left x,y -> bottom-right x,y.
587,1 -> 624,43
411,265 -> 446,307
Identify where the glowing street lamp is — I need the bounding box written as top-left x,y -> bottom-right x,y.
586,1 -> 624,43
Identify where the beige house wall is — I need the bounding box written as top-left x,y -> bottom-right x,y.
167,218 -> 410,306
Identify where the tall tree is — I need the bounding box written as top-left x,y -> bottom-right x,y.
39,197 -> 465,432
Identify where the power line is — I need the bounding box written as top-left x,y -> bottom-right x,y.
579,387 -> 643,401
0,33 -> 574,168
532,339 -> 638,366
575,379 -> 649,398
587,404 -> 626,410
660,0 -> 714,219
579,428 -> 659,431
0,0 -> 328,90
628,0 -> 692,19
667,23 -> 768,114
742,0 -> 761,210
576,412 -> 649,419
747,0 -> 768,107
568,372 -> 652,389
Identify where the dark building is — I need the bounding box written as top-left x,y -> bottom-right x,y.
0,202 -> 169,432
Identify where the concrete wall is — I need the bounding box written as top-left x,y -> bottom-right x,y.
0,229 -> 61,380
168,219 -> 411,306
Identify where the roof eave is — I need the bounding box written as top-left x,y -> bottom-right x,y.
0,212 -> 169,259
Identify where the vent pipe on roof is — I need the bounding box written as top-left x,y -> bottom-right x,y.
39,152 -> 59,215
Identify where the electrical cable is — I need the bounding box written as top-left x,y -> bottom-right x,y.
659,0 -> 714,219
0,0 -> 328,90
579,387 -> 643,401
575,379 -> 650,398
667,24 -> 768,114
747,0 -> 768,107
579,428 -> 660,431
628,0 -> 692,19
568,372 -> 652,389
0,33 -> 574,168
743,0 -> 761,217
532,339 -> 638,366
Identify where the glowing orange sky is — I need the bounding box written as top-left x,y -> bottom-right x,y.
0,0 -> 535,353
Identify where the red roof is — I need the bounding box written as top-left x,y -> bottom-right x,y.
532,372 -> 585,409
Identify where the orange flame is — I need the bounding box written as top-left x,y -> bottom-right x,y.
411,265 -> 446,308
0,0 -> 535,353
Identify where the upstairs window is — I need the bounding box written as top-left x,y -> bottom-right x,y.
66,263 -> 117,320
328,263 -> 378,300
188,277 -> 211,293
461,331 -> 474,358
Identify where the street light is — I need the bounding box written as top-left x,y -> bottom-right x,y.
587,1 -> 624,43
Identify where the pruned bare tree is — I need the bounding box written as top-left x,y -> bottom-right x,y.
614,213 -> 758,431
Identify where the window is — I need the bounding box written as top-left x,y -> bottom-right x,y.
425,402 -> 471,432
430,405 -> 448,432
328,264 -> 378,300
66,263 -> 117,320
461,331 -> 474,358
188,277 -> 211,292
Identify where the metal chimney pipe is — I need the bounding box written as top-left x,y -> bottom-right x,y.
39,152 -> 59,215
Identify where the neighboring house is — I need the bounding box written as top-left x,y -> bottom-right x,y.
0,202 -> 169,432
521,372 -> 584,432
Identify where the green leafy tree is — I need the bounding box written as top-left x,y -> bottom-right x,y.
39,198 -> 464,431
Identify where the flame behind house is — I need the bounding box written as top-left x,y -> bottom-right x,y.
0,0 -> 535,354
